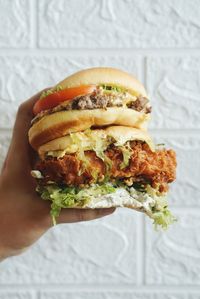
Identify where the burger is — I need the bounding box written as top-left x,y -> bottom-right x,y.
29,67 -> 177,228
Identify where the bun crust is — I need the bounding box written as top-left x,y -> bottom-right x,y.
29,108 -> 150,149
57,67 -> 147,97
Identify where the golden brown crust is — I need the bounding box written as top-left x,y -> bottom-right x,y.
36,141 -> 176,192
29,108 -> 150,149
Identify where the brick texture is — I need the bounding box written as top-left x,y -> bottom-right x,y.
145,211 -> 200,285
38,0 -> 200,48
0,292 -> 34,299
0,56 -> 139,128
0,0 -> 30,48
39,292 -> 199,299
147,57 -> 200,129
0,210 -> 137,284
0,0 -> 200,297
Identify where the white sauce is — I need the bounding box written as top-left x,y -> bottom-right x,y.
31,170 -> 44,179
84,187 -> 158,214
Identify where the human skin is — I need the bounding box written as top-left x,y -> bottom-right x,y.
0,91 -> 115,261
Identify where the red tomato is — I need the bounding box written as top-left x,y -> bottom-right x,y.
33,85 -> 96,115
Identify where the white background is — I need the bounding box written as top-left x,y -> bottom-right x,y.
0,0 -> 200,298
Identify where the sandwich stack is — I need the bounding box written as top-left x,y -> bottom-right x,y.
29,67 -> 177,228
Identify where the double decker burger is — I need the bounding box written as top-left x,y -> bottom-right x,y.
29,67 -> 177,228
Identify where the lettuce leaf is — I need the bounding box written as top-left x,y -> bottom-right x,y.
36,179 -> 176,230
69,129 -> 115,180
37,183 -> 116,225
61,129 -> 133,176
152,208 -> 177,230
119,144 -> 133,169
70,130 -> 93,176
143,190 -> 177,230
100,84 -> 125,93
40,85 -> 63,99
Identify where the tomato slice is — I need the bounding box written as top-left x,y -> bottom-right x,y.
33,85 -> 96,115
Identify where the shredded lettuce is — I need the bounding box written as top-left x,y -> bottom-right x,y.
40,85 -> 63,99
143,189 -> 177,230
69,129 -> 113,179
47,129 -> 134,176
126,183 -> 176,229
100,84 -> 125,93
119,143 -> 133,169
36,180 -> 176,230
104,155 -> 113,173
37,183 -> 116,225
90,131 -> 110,159
70,130 -> 92,175
37,128 -> 176,230
152,208 -> 177,230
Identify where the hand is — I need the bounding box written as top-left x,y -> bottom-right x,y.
0,91 -> 115,260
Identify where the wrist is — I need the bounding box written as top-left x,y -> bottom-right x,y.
0,186 -> 17,260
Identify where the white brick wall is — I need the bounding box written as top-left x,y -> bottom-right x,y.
0,0 -> 199,298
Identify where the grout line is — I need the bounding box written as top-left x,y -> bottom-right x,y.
144,57 -> 148,92
30,0 -> 38,48
35,0 -> 39,48
149,128 -> 200,137
0,48 -> 200,55
1,284 -> 200,292
137,56 -> 143,82
136,214 -> 144,285
143,56 -> 147,88
142,215 -> 146,285
37,289 -> 40,299
171,207 -> 200,213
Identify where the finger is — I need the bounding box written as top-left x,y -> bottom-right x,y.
1,144 -> 11,174
2,137 -> 36,175
7,89 -> 50,174
57,208 -> 116,224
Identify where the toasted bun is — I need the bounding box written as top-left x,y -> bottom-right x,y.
56,67 -> 147,97
38,126 -> 154,159
29,108 -> 150,150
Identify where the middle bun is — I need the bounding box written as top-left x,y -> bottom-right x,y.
38,125 -> 155,159
28,107 -> 150,150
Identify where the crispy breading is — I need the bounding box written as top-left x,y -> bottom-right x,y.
36,141 -> 176,193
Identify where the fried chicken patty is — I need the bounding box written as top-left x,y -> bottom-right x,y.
36,142 -> 176,193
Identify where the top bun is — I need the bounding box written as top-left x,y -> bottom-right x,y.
29,67 -> 150,150
57,67 -> 147,97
